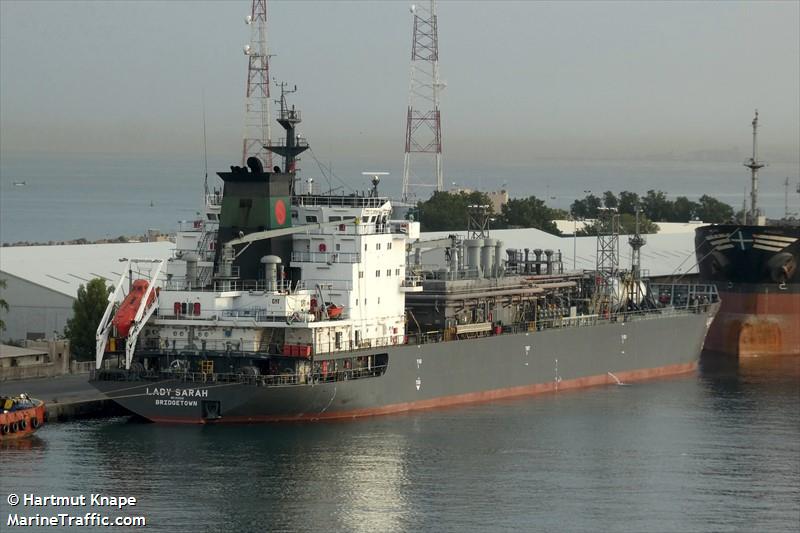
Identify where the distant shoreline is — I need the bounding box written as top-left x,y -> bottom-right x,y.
1,233 -> 174,248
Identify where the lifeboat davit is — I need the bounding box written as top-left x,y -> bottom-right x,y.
111,279 -> 156,337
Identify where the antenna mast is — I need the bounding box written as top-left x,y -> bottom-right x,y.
785,177 -> 790,219
595,207 -> 620,315
402,1 -> 444,203
241,0 -> 272,169
744,110 -> 766,224
202,91 -> 208,198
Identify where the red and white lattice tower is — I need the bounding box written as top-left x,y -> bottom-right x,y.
402,0 -> 444,202
241,0 -> 272,168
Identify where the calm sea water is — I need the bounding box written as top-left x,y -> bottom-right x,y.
1,354 -> 798,532
2,153 -> 798,243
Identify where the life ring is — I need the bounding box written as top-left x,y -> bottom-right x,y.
0,424 -> 8,435
319,243 -> 327,252
10,421 -> 18,433
19,419 -> 26,430
31,417 -> 40,429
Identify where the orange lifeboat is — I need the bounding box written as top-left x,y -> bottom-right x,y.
111,279 -> 156,337
326,304 -> 344,319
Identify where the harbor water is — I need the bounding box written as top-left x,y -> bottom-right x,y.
1,153 -> 798,243
2,354 -> 798,532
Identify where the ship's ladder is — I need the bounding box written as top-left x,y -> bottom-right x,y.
195,229 -> 217,287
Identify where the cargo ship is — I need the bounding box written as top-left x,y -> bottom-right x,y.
695,111 -> 799,357
89,89 -> 719,423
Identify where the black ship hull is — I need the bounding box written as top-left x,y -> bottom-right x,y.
92,308 -> 716,423
695,224 -> 799,357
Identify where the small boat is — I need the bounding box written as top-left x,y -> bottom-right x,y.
12,181 -> 26,187
326,303 -> 344,319
0,394 -> 45,441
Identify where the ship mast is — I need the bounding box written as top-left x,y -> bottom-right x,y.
266,83 -> 309,194
744,110 -> 766,224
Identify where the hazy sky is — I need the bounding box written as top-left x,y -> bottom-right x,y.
1,0 -> 799,169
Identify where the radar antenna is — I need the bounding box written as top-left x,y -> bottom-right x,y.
362,172 -> 390,197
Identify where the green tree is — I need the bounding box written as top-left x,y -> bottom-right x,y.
696,195 -> 735,223
671,196 -> 700,222
498,196 -> 561,234
641,190 -> 672,221
0,279 -> 8,333
64,278 -> 111,361
417,191 -> 493,231
577,213 -> 659,236
617,191 -> 640,215
570,194 -> 602,218
602,191 -> 618,209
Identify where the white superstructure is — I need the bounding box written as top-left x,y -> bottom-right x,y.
97,191 -> 421,370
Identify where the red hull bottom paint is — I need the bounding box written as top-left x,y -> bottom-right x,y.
149,361 -> 698,424
704,291 -> 800,357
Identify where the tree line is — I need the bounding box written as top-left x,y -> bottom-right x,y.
414,190 -> 736,235
571,190 -> 734,223
415,191 -> 566,235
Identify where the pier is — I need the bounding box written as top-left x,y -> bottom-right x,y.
0,374 -> 129,422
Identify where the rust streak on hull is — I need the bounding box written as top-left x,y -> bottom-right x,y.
704,291 -> 800,357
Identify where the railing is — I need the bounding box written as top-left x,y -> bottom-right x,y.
270,136 -> 309,148
650,282 -> 717,308
293,195 -> 388,208
213,266 -> 240,280
93,364 -> 390,388
277,109 -> 301,122
205,193 -> 222,208
291,251 -> 361,264
298,222 -> 393,236
404,300 -> 717,345
163,278 -> 306,293
402,274 -> 423,288
176,220 -> 206,232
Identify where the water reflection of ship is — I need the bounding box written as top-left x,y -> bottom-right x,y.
699,350 -> 800,400
90,420 -> 411,532
0,434 -> 45,451
695,112 -> 800,358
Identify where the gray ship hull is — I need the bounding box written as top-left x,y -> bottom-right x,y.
93,308 -> 716,423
